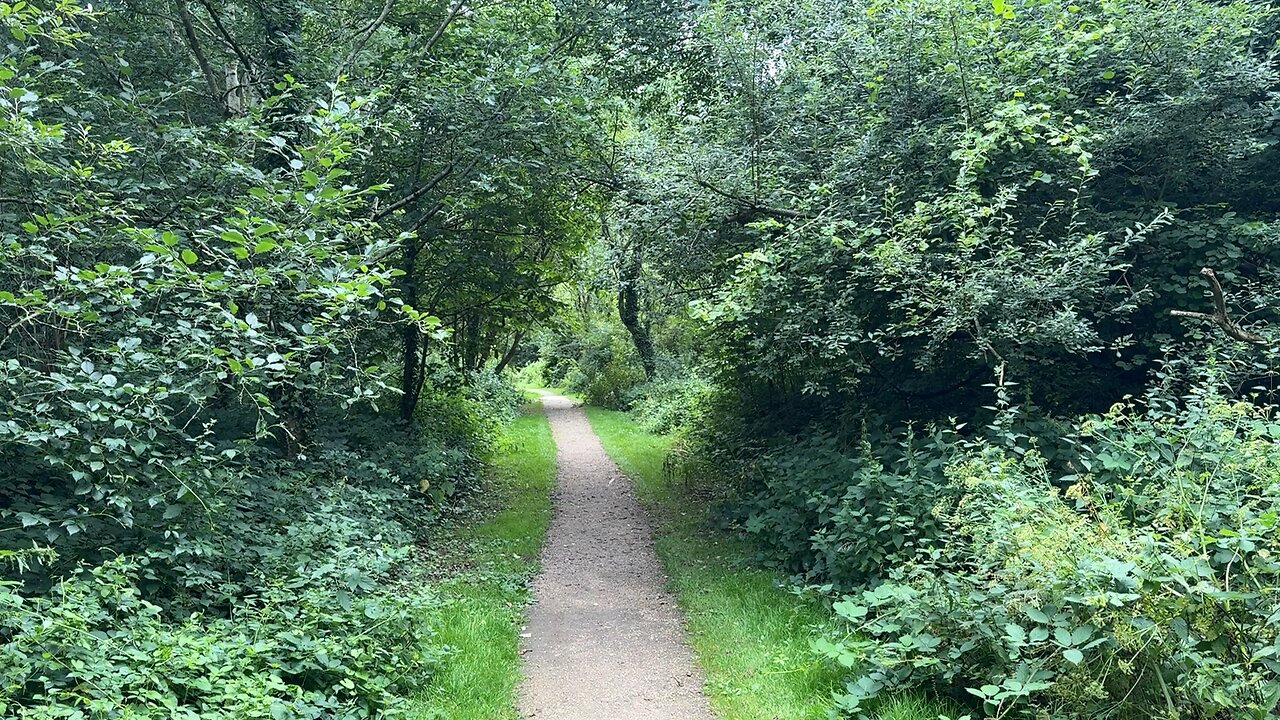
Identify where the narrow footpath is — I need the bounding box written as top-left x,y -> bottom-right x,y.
517,392 -> 713,720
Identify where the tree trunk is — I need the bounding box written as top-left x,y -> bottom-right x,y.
617,246 -> 656,379
493,331 -> 525,374
268,384 -> 305,458
399,241 -> 421,421
262,1 -> 301,91
260,0 -> 302,162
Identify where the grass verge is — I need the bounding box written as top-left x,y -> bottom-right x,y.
584,407 -> 841,720
408,402 -> 557,720
584,407 -> 961,720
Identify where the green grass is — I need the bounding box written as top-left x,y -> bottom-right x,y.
584,407 -> 840,720
584,407 -> 961,720
408,399 -> 956,720
408,402 -> 557,720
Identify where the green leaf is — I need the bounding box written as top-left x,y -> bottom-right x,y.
833,599 -> 869,621
181,249 -> 198,265
1063,648 -> 1084,665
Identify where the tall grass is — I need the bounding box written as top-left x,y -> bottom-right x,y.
408,403 -> 557,719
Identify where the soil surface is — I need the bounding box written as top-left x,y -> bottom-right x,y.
517,392 -> 714,720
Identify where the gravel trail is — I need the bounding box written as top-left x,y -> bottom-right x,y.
517,392 -> 714,720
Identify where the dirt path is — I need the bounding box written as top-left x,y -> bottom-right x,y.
517,392 -> 714,720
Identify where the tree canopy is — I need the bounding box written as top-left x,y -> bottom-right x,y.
3,0 -> 1280,717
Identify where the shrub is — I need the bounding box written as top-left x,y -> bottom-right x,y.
567,333 -> 647,409
465,368 -> 526,428
628,374 -> 717,434
1,387 -> 494,718
511,359 -> 549,389
308,410 -> 478,513
730,428 -> 963,590
0,558 -> 444,719
536,322 -> 647,409
812,391 -> 1280,719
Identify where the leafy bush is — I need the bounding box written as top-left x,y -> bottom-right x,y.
405,367 -> 526,485
562,329 -> 647,409
308,409 -> 479,513
730,428 -> 962,592
465,368 -> 526,428
511,359 -> 549,389
811,390 -> 1280,719
0,401 -> 475,718
0,558 -> 443,719
628,374 -> 717,434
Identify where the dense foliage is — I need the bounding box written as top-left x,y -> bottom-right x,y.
532,0 -> 1280,717
5,0 -> 1280,716
0,0 -> 612,716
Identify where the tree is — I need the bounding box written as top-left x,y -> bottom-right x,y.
612,0 -> 1280,418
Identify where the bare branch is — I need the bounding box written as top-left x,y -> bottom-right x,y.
372,163 -> 456,221
423,0 -> 466,56
196,0 -> 258,81
342,0 -> 397,74
175,1 -> 224,110
1170,267 -> 1269,345
685,175 -> 814,220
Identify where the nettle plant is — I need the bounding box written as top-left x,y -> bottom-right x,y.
0,556 -> 444,719
816,387 -> 1280,719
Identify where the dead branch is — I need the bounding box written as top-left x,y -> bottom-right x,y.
1170,267 -> 1269,345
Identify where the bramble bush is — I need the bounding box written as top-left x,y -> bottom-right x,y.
0,558 -> 443,719
796,387 -> 1280,719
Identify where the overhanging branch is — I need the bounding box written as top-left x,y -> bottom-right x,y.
373,163 -> 455,221
685,176 -> 814,220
